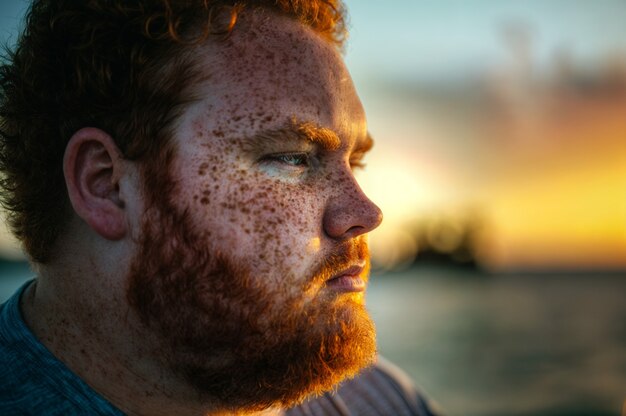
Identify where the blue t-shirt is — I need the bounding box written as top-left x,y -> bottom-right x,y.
0,281 -> 441,415
0,281 -> 124,415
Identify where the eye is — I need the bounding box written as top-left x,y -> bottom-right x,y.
264,153 -> 310,167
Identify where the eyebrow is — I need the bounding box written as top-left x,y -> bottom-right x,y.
241,120 -> 374,155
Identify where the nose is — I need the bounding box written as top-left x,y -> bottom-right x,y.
323,172 -> 383,241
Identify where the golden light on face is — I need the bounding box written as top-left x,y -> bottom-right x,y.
125,10 -> 382,411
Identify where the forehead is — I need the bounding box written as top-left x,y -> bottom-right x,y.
177,10 -> 366,144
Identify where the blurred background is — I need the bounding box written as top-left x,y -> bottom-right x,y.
1,1 -> 625,415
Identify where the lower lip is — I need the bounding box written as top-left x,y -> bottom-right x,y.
325,275 -> 366,292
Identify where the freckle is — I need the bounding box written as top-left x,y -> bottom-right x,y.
200,197 -> 209,205
198,162 -> 209,176
212,130 -> 224,137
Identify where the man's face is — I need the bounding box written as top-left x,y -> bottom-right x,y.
127,11 -> 382,411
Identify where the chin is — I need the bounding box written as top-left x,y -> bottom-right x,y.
177,292 -> 377,411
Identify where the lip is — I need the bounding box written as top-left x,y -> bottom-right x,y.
325,264 -> 366,293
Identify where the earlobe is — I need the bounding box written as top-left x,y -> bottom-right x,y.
64,128 -> 128,240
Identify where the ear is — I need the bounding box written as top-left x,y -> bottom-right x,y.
63,128 -> 128,240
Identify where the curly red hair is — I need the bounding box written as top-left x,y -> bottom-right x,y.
0,0 -> 347,263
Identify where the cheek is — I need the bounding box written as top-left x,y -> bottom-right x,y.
236,178 -> 322,262
190,167 -> 325,269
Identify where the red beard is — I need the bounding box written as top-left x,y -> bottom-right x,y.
126,153 -> 376,412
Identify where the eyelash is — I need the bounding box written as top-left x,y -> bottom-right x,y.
273,153 -> 311,166
262,152 -> 367,171
264,152 -> 311,168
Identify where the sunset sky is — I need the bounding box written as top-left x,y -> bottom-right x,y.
344,0 -> 626,271
0,1 -> 625,271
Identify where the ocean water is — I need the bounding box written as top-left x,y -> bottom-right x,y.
1,264 -> 624,416
367,269 -> 626,416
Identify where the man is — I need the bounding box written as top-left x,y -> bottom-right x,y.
0,1 -> 440,414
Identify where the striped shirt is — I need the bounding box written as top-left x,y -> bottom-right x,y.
1,281 -> 441,415
287,357 -> 442,415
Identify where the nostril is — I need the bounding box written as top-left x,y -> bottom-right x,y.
343,225 -> 365,239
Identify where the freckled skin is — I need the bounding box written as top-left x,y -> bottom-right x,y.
171,12 -> 382,292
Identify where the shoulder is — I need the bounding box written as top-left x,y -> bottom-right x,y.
287,357 -> 444,416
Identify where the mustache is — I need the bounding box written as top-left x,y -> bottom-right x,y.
305,238 -> 370,290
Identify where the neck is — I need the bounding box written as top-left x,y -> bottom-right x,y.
21,268 -> 278,416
